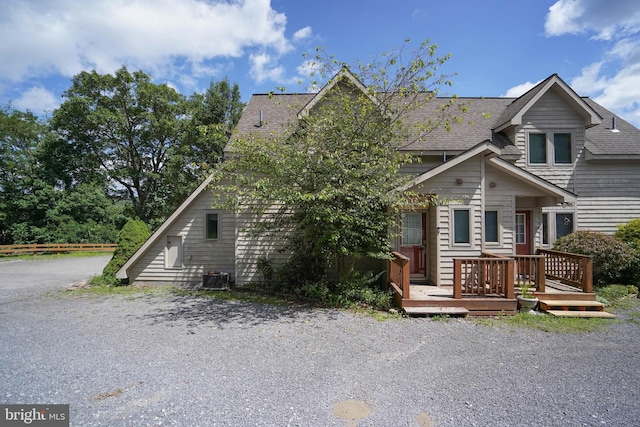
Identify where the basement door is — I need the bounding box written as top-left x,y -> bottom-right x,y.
165,235 -> 183,269
400,212 -> 426,275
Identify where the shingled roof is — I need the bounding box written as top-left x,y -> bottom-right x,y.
229,73 -> 640,158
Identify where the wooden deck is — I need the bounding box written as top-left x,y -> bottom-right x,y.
400,284 -> 517,316
390,250 -> 616,318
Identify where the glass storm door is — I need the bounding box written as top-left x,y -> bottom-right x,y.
400,212 -> 426,275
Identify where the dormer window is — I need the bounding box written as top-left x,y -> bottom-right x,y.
529,133 -> 546,164
527,132 -> 573,165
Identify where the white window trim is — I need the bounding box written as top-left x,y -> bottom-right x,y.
526,130 -> 575,166
204,210 -> 220,240
541,208 -> 576,245
541,212 -> 550,247
484,208 -> 501,246
451,206 -> 473,247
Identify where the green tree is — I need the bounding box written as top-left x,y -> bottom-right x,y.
0,105 -> 127,244
212,40 -> 462,284
51,68 -> 243,227
0,106 -> 54,243
165,79 -> 244,211
51,67 -> 190,224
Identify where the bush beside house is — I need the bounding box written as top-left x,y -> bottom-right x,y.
93,219 -> 150,286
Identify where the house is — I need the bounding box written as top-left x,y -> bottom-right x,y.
116,70 -> 640,302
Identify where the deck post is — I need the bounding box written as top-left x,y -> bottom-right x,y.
505,258 -> 515,299
536,255 -> 545,292
453,259 -> 462,299
582,256 -> 593,293
402,257 -> 410,300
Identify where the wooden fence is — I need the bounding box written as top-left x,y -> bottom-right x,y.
0,243 -> 116,255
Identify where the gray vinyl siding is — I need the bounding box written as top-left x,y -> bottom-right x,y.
572,159 -> 640,233
234,206 -> 291,285
127,189 -> 235,286
414,157 -> 484,286
514,89 -> 585,192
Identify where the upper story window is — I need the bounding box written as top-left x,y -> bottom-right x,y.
527,132 -> 573,165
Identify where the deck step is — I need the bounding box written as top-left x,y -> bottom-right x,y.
403,306 -> 469,316
545,310 -> 617,319
535,292 -> 597,301
539,299 -> 606,311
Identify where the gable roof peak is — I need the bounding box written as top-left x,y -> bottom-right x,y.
296,67 -> 376,119
495,73 -> 601,131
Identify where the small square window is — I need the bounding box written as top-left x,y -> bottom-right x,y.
485,211 -> 498,243
206,213 -> 219,239
529,133 -> 547,164
453,209 -> 470,244
554,133 -> 572,164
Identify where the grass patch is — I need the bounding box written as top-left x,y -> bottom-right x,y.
351,307 -> 404,321
63,283 -> 173,298
474,312 -> 614,333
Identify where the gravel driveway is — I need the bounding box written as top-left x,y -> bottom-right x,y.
1,257 -> 639,426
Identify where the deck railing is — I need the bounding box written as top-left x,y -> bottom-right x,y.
453,256 -> 514,299
0,243 -> 116,255
537,249 -> 593,293
390,251 -> 410,301
513,254 -> 546,292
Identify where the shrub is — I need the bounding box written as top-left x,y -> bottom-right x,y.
613,219 -> 640,284
93,219 -> 150,286
553,230 -> 637,286
615,219 -> 640,249
596,284 -> 639,303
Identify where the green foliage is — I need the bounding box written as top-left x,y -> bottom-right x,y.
615,219 -> 640,249
553,230 -> 637,286
213,40 -> 462,287
257,255 -> 390,309
51,68 -> 242,225
95,219 -> 150,286
477,312 -> 613,333
596,284 -> 639,303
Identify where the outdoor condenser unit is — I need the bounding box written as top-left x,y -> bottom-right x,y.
202,271 -> 230,290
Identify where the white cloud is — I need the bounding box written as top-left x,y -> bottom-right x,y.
293,26 -> 312,41
544,0 -> 640,126
545,0 -> 640,40
569,62 -> 608,94
13,87 -> 59,114
502,80 -> 541,98
0,0 -> 292,82
249,52 -> 285,83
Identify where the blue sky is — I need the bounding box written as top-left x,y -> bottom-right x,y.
1,0 -> 640,126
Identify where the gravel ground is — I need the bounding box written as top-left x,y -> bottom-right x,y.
1,257 -> 639,426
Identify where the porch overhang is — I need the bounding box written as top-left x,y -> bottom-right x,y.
398,140 -> 501,192
487,157 -> 577,204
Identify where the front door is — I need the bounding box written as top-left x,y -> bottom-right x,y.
400,212 -> 426,274
515,211 -> 532,255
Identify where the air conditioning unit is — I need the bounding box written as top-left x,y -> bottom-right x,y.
201,271 -> 230,290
